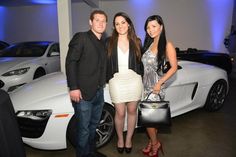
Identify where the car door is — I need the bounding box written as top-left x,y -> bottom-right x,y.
164,61 -> 199,117
45,43 -> 60,73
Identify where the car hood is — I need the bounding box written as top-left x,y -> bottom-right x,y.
0,57 -> 37,74
10,72 -> 71,111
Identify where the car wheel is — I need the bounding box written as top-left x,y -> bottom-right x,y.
204,79 -> 227,112
96,104 -> 115,148
66,114 -> 76,147
33,68 -> 46,79
67,103 -> 115,148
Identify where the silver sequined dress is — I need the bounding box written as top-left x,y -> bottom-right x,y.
141,49 -> 165,100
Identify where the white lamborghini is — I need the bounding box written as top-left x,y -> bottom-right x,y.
10,60 -> 229,150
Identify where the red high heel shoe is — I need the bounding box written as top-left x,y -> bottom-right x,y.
142,141 -> 151,155
148,141 -> 164,157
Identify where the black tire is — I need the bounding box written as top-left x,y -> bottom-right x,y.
33,68 -> 46,79
67,103 -> 115,148
96,104 -> 115,148
67,114 -> 76,147
204,79 -> 228,112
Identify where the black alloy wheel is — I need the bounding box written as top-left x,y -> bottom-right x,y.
96,104 -> 115,148
204,79 -> 228,112
67,103 -> 115,148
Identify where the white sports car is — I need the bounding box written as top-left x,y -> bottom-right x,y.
10,60 -> 229,150
0,41 -> 60,92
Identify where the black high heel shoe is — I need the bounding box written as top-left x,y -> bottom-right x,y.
125,147 -> 132,153
117,147 -> 124,153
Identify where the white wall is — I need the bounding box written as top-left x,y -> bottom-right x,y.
2,4 -> 59,43
71,2 -> 91,35
0,2 -> 93,43
99,0 -> 234,53
0,0 -> 234,53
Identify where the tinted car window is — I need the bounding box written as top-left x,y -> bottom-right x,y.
48,43 -> 60,56
0,41 -> 9,50
0,43 -> 48,57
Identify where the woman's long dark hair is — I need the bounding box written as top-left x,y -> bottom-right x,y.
143,15 -> 167,71
107,12 -> 141,60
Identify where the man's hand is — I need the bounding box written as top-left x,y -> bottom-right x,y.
69,89 -> 83,102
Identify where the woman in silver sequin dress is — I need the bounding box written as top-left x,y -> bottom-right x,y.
142,48 -> 165,100
141,15 -> 178,157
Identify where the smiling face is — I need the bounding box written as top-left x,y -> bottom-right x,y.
89,13 -> 107,37
146,20 -> 163,39
114,16 -> 129,35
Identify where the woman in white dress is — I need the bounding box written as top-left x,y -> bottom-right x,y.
106,12 -> 143,154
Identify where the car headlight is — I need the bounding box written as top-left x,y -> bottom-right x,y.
2,67 -> 30,76
16,110 -> 52,120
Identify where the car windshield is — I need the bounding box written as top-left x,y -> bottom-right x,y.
0,42 -> 49,57
0,41 -> 9,50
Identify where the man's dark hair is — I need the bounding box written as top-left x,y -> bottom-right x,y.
90,10 -> 108,22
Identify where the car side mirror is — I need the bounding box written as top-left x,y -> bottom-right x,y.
50,51 -> 60,56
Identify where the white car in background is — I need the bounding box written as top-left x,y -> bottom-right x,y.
0,41 -> 60,92
10,60 -> 229,150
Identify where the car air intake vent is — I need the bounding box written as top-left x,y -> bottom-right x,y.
17,116 -> 50,138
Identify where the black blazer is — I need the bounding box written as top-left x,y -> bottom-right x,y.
106,38 -> 143,82
66,30 -> 106,100
0,90 -> 26,157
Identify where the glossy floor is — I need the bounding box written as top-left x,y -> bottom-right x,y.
26,72 -> 236,157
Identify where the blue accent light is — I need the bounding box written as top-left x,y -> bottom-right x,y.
31,0 -> 56,5
0,57 -> 14,63
128,0 -> 156,43
0,6 -> 6,40
206,0 -> 232,52
129,0 -> 153,5
56,79 -> 67,85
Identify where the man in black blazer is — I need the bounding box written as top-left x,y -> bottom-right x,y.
65,10 -> 107,157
